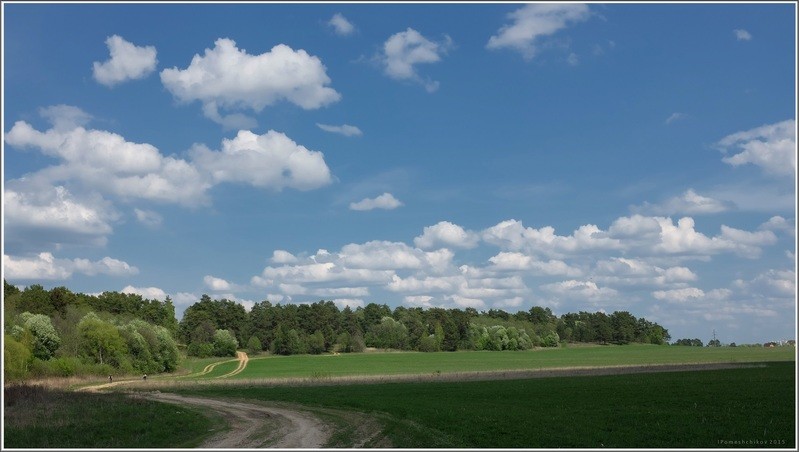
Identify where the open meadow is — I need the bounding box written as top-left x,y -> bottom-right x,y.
185,343 -> 795,380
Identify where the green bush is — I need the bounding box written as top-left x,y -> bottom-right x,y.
246,336 -> 262,355
187,342 -> 214,358
418,334 -> 441,352
212,329 -> 238,357
4,334 -> 32,380
307,331 -> 326,354
19,312 -> 61,360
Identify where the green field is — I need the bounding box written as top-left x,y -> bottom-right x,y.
7,346 -> 796,448
190,344 -> 796,380
3,385 -> 218,448
176,361 -> 797,448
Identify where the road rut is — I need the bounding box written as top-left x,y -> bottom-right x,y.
138,392 -> 331,448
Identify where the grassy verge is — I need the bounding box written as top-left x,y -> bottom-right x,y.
3,384 -> 220,448
175,361 -> 796,448
197,344 -> 795,380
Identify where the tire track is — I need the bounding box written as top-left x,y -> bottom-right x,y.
137,392 -> 331,448
216,351 -> 249,379
179,356 -> 240,378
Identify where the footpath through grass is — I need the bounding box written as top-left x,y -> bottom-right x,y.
177,361 -> 796,448
200,344 -> 795,380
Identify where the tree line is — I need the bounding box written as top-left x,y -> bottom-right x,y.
4,281 -> 179,380
179,295 -> 672,357
3,280 -> 673,380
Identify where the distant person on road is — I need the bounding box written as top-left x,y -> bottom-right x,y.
143,373 -> 147,381
109,375 -> 113,383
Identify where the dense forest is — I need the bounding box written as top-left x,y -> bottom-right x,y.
3,280 -> 672,380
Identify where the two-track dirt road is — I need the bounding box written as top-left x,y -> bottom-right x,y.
78,351 -> 338,448
137,392 -> 331,448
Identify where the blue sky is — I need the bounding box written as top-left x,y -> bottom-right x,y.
2,2 -> 796,344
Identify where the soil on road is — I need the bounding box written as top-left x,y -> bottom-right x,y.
137,392 -> 332,448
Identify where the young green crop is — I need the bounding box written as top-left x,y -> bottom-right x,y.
3,385 -> 218,448
188,343 -> 795,380
176,361 -> 796,448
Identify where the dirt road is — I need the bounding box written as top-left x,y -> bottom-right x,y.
78,352 -> 337,448
137,392 -> 331,448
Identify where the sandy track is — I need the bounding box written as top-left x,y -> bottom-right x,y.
217,351 -> 249,378
137,392 -> 331,448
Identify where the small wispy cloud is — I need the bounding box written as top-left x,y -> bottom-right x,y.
134,208 -> 163,228
349,193 -> 403,211
328,13 -> 355,36
317,123 -> 363,137
665,112 -> 686,125
734,29 -> 752,41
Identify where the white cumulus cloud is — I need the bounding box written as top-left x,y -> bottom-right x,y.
161,38 -> 341,128
349,193 -> 403,211
380,28 -> 451,92
328,13 -> 355,36
717,119 -> 796,177
4,185 -> 116,251
734,29 -> 752,41
414,221 -> 479,250
271,250 -> 299,264
486,3 -> 591,60
4,253 -> 138,280
204,275 -> 233,291
631,189 -> 735,215
121,285 -> 168,301
5,111 -> 210,206
93,35 -> 157,87
189,129 -> 332,191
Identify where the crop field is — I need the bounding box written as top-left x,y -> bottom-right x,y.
186,344 -> 796,380
174,361 -> 796,448
3,384 -> 218,448
7,346 -> 795,448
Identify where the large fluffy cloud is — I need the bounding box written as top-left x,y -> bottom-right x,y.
161,39 -> 341,128
488,252 -> 582,277
5,106 -> 334,206
486,3 -> 591,60
3,185 -> 116,251
414,221 -> 479,250
189,130 -> 332,191
482,219 -> 622,257
717,119 -> 796,177
5,113 -> 210,206
380,28 -> 451,92
93,35 -> 157,87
